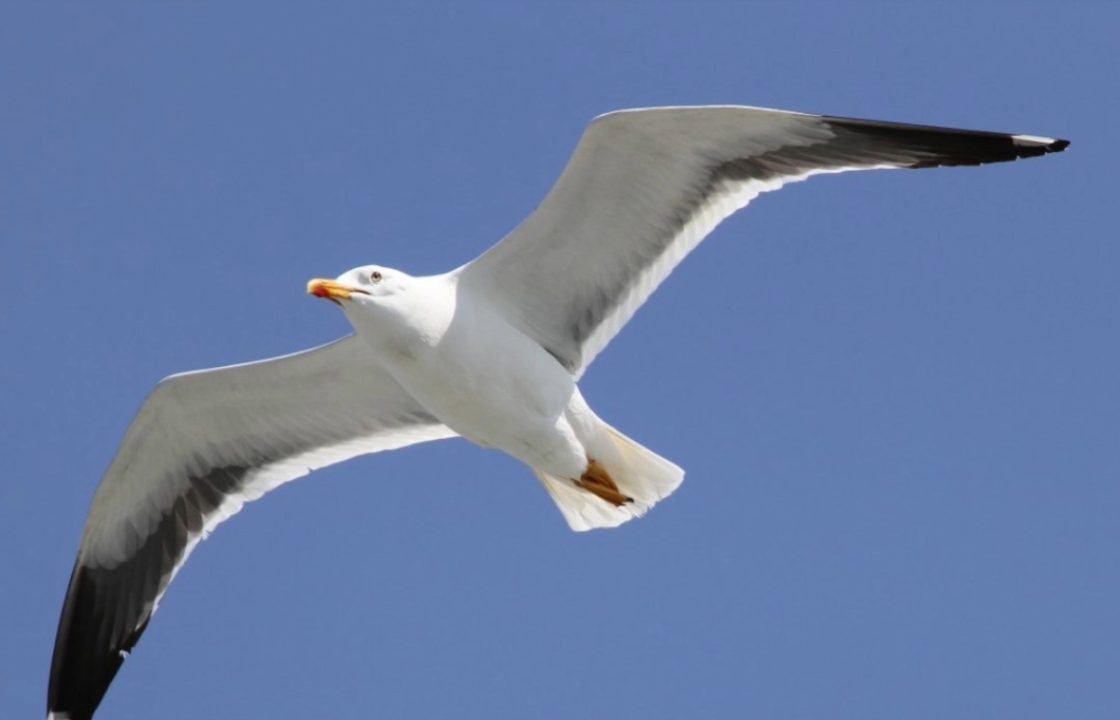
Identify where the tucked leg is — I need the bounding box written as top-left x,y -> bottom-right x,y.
575,458 -> 633,506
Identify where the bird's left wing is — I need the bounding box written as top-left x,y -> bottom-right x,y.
459,105 -> 1068,377
48,334 -> 456,720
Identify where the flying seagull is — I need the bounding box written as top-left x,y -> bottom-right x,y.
48,105 -> 1067,719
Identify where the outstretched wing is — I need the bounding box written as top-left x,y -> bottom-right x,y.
460,105 -> 1068,377
48,335 -> 456,720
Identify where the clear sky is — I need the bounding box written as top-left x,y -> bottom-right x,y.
2,2 -> 1115,719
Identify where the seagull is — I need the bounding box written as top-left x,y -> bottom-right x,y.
47,105 -> 1068,719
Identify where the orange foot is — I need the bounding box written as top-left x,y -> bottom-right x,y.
575,458 -> 634,507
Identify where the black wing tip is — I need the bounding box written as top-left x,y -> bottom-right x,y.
48,560 -> 145,720
1015,135 -> 1070,153
819,113 -> 1070,168
48,465 -> 250,720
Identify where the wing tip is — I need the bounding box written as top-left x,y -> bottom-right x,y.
48,558 -> 149,720
819,114 -> 1071,168
1012,134 -> 1070,153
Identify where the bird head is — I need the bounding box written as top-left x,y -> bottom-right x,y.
307,265 -> 408,307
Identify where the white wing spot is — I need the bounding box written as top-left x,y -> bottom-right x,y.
1012,134 -> 1056,146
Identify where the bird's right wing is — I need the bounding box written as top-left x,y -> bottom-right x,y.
48,334 -> 456,720
460,106 -> 1068,378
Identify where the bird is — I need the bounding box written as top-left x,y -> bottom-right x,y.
47,105 -> 1068,719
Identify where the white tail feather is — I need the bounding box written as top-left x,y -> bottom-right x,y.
536,424 -> 684,532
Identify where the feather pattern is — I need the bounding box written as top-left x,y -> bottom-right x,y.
461,106 -> 1067,377
48,335 -> 455,720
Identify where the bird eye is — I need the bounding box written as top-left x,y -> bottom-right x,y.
370,271 -> 382,283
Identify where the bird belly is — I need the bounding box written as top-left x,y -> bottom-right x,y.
376,313 -> 588,479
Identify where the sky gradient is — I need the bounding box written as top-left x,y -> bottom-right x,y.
2,2 -> 1116,719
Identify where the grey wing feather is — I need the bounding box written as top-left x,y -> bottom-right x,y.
460,105 -> 1067,377
48,334 -> 455,720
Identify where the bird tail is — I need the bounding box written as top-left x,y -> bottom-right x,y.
534,423 -> 684,532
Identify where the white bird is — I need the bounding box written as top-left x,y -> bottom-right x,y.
48,105 -> 1067,719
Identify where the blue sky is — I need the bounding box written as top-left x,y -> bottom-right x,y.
2,2 -> 1116,718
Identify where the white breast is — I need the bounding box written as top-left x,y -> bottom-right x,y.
348,274 -> 580,466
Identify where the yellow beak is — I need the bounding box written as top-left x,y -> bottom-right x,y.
307,278 -> 365,302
